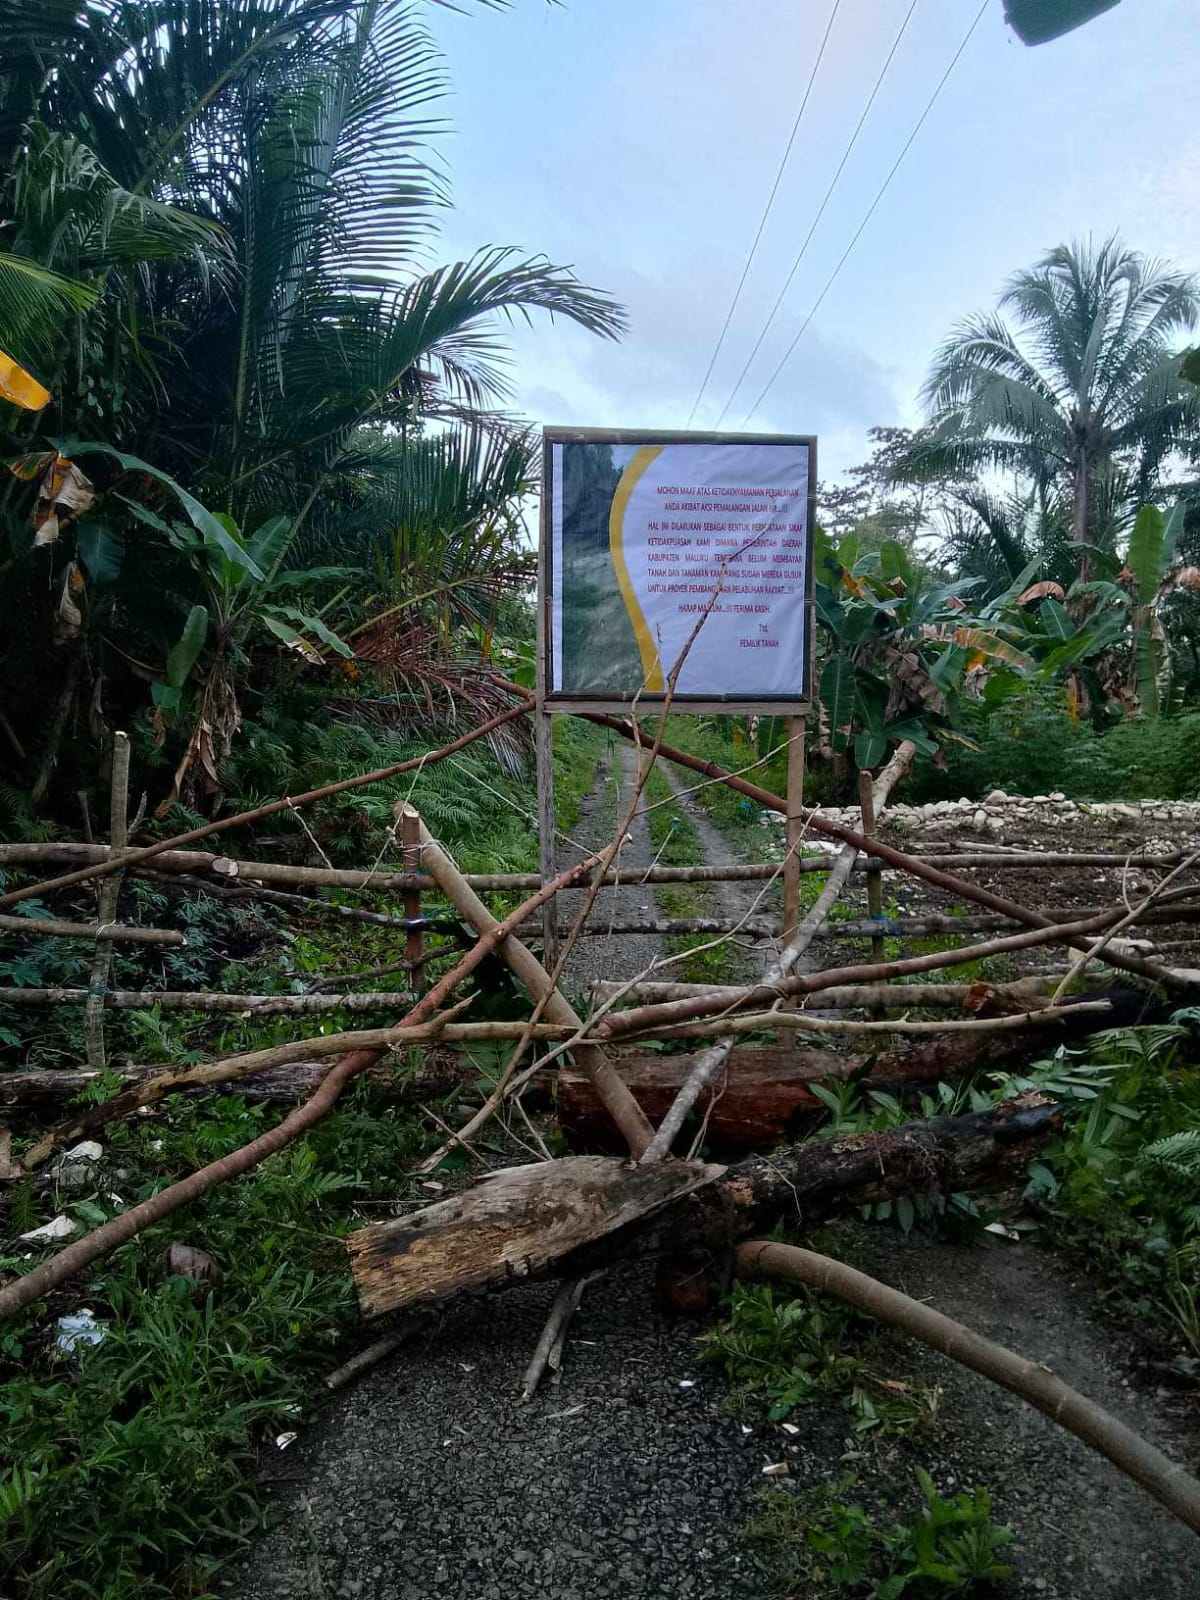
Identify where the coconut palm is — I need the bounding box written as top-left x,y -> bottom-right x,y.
903,238 -> 1200,577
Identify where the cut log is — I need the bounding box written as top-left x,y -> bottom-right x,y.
562,988 -> 1153,1152
346,1153 -> 723,1319
347,1097 -> 1059,1318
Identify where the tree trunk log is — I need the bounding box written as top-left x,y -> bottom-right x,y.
346,1097 -> 1060,1318
561,990 -> 1140,1152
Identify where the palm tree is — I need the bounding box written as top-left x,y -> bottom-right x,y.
0,0 -> 622,807
904,237 -> 1200,577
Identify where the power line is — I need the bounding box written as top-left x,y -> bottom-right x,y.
712,0 -> 921,429
739,0 -> 989,428
684,0 -> 844,428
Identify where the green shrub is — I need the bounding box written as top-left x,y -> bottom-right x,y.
905,690 -> 1200,803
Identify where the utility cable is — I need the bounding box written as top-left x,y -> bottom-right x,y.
740,0 -> 989,427
712,0 -> 921,428
684,0 -> 844,427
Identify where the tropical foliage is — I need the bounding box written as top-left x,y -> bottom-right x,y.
897,238 -> 1200,579
0,0 -> 620,820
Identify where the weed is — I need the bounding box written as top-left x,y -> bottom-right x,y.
744,1469 -> 1015,1596
700,1282 -> 941,1437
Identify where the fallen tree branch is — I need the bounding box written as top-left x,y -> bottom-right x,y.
520,1272 -> 601,1401
736,1239 -> 1200,1538
346,1097 -> 1061,1318
637,744 -> 916,1163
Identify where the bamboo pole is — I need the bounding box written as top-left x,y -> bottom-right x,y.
737,1240 -> 1200,1538
590,976 -> 1067,1007
1,988 -> 417,1014
3,840 -> 1196,894
401,805 -> 425,994
782,718 -> 806,940
0,914 -> 183,945
858,769 -> 885,1013
85,732 -> 130,1071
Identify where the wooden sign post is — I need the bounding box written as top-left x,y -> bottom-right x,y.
537,428 -> 817,968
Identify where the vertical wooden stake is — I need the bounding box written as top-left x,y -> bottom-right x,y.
782,717 -> 807,942
400,805 -> 425,993
536,710 -> 558,972
85,731 -> 130,1071
858,767 -> 885,1009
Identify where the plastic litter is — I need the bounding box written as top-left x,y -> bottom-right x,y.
19,1214 -> 77,1243
54,1309 -> 106,1354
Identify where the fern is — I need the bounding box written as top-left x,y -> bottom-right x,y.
1136,1130 -> 1200,1178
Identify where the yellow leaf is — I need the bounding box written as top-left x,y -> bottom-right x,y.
0,349 -> 51,411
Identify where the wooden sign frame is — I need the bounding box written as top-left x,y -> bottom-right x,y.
534,427 -> 816,967
538,427 -> 816,716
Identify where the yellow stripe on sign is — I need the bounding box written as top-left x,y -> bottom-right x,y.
609,444 -> 665,691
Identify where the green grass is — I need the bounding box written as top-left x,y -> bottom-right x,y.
0,1076 -> 442,1600
743,1470 -> 1015,1598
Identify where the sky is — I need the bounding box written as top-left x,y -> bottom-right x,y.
424,0 -> 1200,485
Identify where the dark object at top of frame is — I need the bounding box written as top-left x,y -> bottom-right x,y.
1004,0 -> 1120,45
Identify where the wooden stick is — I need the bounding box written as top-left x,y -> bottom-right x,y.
0,701 -> 531,910
644,1000 -> 1112,1040
591,976 -> 1067,1008
1048,849 -> 1200,1005
520,1272 -> 599,1401
636,744 -> 916,1164
415,820 -> 655,1159
0,913 -> 184,945
576,705 -> 1183,991
782,718 -> 806,941
737,1240 -> 1200,1538
858,768 -> 885,1012
4,839 -> 1197,893
401,806 -> 425,994
599,905 -> 1168,1040
0,988 -> 418,1014
85,732 -> 130,1072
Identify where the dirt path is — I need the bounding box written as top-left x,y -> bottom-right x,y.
555,740 -> 669,997
232,1231 -> 1198,1600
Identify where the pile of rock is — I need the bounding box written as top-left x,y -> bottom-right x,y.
805,791 -> 1200,843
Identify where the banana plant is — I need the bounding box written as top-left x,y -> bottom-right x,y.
813,529 -> 1032,774
129,500 -> 352,809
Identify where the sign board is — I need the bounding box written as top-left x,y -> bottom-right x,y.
541,428 -> 815,709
